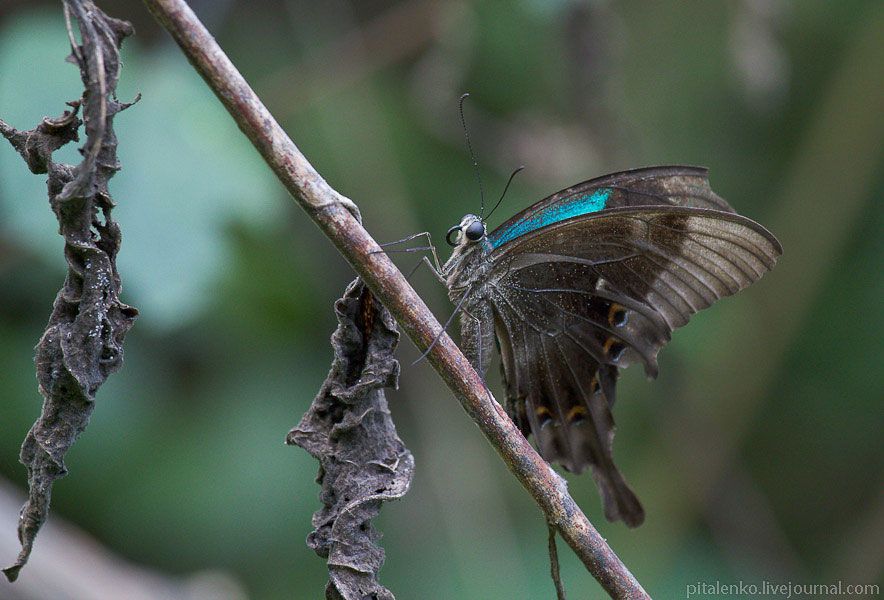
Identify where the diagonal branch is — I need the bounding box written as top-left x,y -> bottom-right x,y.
141,1 -> 649,597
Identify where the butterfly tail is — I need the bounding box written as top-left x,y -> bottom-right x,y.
584,434 -> 646,528
567,365 -> 645,527
589,365 -> 645,527
525,342 -> 646,527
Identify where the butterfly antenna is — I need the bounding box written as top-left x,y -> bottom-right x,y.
459,93 -> 486,218
485,165 -> 525,223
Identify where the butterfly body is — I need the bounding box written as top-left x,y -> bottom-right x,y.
443,214 -> 496,376
441,166 -> 782,527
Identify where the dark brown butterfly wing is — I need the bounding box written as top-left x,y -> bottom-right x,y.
484,168 -> 781,526
487,165 -> 735,251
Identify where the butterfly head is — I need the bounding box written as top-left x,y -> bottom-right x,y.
446,214 -> 486,246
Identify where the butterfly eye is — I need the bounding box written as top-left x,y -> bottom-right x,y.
465,221 -> 485,241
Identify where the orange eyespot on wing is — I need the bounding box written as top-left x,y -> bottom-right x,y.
535,405 -> 553,427
604,337 -> 627,362
608,303 -> 628,327
589,375 -> 600,395
566,405 -> 587,424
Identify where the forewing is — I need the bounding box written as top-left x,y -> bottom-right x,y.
488,165 -> 734,250
494,207 -> 781,331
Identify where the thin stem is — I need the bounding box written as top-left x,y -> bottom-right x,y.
141,1 -> 649,597
549,521 -> 567,600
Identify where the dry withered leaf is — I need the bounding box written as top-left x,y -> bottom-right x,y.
1,1 -> 137,581
288,280 -> 413,600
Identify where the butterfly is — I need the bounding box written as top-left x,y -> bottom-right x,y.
437,165 -> 782,527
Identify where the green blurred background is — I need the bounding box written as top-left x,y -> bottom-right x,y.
1,1 -> 881,598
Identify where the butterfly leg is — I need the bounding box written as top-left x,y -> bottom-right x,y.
403,255 -> 447,284
374,232 -> 445,283
376,232 -> 443,272
378,231 -> 433,249
410,284 -> 472,366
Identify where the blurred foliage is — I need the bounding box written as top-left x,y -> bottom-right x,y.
0,1 -> 881,598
